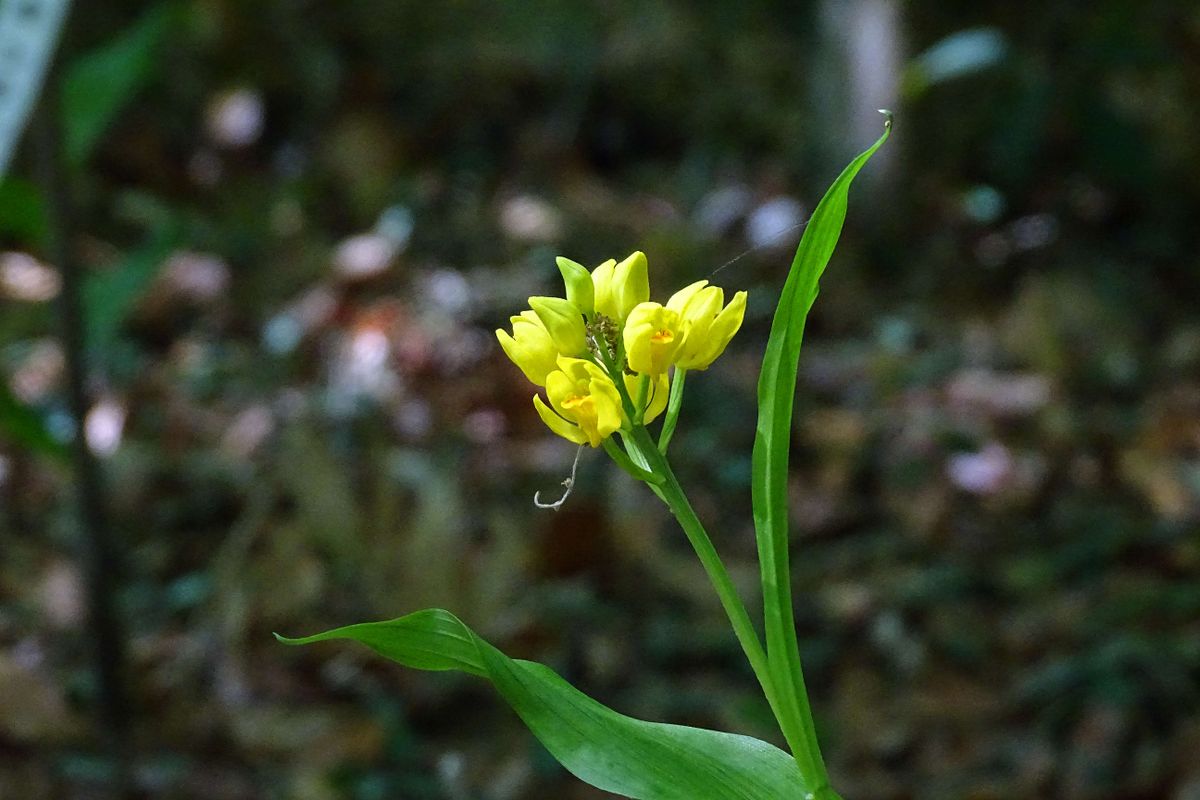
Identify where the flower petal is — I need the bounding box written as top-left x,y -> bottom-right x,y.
666,280 -> 709,314
591,258 -> 619,320
534,394 -> 588,445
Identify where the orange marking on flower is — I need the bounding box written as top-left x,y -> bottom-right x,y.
651,329 -> 674,344
562,394 -> 589,410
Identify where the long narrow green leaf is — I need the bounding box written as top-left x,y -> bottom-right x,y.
61,3 -> 177,168
279,609 -> 809,800
751,114 -> 891,785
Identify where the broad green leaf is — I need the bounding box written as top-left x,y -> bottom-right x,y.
61,3 -> 176,168
279,609 -> 809,800
0,381 -> 66,461
751,115 -> 891,784
83,223 -> 177,362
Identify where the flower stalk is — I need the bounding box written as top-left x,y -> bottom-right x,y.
656,367 -> 686,453
496,249 -> 842,797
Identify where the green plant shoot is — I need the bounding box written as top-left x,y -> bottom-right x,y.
279,113 -> 892,800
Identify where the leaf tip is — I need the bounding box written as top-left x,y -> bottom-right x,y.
877,108 -> 894,129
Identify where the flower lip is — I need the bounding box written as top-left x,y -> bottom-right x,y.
538,356 -> 625,447
623,302 -> 683,376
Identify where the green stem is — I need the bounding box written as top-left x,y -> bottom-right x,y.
594,341 -> 639,424
633,373 -> 650,424
623,427 -> 814,768
596,350 -> 835,794
602,437 -> 661,484
657,367 -> 686,453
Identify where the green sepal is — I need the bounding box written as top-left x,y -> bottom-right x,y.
556,256 -> 595,315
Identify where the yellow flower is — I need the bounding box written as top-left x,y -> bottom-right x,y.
529,296 -> 587,356
496,310 -> 559,386
666,280 -> 747,370
624,371 -> 670,423
593,251 -> 648,324
623,302 -> 683,376
534,357 -> 624,447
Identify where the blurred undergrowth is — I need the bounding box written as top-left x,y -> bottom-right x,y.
1,2 -> 1198,799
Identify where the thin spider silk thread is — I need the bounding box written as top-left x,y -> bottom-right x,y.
706,215 -> 813,280
707,104 -> 893,282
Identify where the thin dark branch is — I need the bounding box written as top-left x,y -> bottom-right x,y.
33,82 -> 134,799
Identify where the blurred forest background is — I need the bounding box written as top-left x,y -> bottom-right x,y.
1,1 -> 1199,798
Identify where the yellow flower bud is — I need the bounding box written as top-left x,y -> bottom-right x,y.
496,310 -> 559,386
556,256 -> 595,316
535,357 -> 624,447
623,302 -> 683,376
529,296 -> 587,356
593,251 -> 648,324
668,282 -> 747,370
589,258 -> 617,321
665,279 -> 710,314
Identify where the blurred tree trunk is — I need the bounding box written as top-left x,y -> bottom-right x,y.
816,0 -> 902,178
35,82 -> 134,800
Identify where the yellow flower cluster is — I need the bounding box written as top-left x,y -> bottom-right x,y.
496,251 -> 746,447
